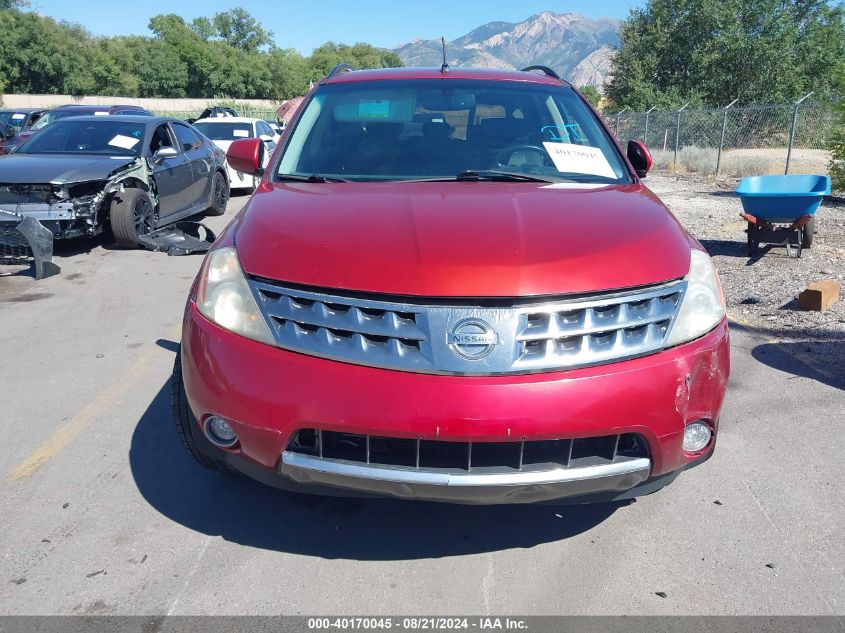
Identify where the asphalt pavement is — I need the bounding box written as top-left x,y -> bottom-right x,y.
0,193 -> 843,615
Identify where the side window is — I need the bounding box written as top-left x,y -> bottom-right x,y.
150,124 -> 175,154
172,122 -> 201,152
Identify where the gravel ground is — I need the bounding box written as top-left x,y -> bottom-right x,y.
648,173 -> 845,380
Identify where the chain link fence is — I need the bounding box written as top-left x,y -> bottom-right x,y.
606,100 -> 836,179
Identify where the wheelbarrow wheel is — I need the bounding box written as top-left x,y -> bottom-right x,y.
746,223 -> 759,257
801,216 -> 815,249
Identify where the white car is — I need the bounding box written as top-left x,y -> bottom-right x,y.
192,117 -> 280,192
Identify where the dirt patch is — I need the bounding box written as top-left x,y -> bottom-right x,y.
647,174 -> 845,377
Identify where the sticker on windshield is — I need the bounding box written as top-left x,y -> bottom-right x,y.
232,129 -> 250,138
543,143 -> 616,179
94,112 -> 109,116
541,124 -> 585,143
11,113 -> 25,120
359,99 -> 390,119
108,134 -> 140,150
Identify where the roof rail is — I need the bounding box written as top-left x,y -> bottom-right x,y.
520,65 -> 562,81
326,64 -> 357,79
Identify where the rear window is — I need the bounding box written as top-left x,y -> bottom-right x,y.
29,110 -> 102,132
276,79 -> 630,184
0,111 -> 29,128
193,121 -> 254,141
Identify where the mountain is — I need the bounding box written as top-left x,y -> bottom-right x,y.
392,11 -> 620,91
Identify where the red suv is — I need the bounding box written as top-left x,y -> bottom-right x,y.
173,66 -> 729,504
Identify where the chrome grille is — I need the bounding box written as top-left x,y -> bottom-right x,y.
514,284 -> 682,371
251,281 -> 433,372
249,278 -> 686,375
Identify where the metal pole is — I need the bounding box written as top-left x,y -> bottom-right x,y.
615,107 -> 628,138
673,102 -> 690,177
644,106 -> 656,146
715,98 -> 739,177
785,92 -> 813,175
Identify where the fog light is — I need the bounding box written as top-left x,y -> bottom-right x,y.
683,421 -> 712,453
206,415 -> 238,448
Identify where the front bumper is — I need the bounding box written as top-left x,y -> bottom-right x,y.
182,303 -> 730,504
0,214 -> 60,279
280,451 -> 651,504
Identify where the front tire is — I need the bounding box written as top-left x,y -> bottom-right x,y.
171,351 -> 236,473
111,188 -> 154,247
206,171 -> 229,216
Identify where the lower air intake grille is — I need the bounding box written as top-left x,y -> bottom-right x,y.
287,429 -> 649,473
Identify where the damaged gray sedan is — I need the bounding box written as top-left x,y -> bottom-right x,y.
0,116 -> 229,278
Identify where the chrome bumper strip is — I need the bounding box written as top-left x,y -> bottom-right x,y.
280,452 -> 651,504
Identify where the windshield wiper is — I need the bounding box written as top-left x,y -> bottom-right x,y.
455,170 -> 557,182
392,170 -> 560,183
278,174 -> 351,183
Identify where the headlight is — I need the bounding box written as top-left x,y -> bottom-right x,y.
666,249 -> 726,347
196,247 -> 276,345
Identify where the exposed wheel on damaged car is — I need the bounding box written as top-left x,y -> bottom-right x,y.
111,188 -> 154,247
206,170 -> 230,216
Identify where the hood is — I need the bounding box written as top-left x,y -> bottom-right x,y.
212,140 -> 235,153
235,182 -> 693,297
0,154 -> 137,185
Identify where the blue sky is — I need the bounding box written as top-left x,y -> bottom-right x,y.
29,1 -> 640,54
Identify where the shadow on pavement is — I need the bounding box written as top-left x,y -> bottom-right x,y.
699,238 -> 770,264
752,340 -> 845,391
130,378 -> 623,560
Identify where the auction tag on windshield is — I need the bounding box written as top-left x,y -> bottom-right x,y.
94,111 -> 109,116
108,134 -> 140,150
232,129 -> 250,138
11,113 -> 25,120
543,142 -> 616,179
359,99 -> 390,119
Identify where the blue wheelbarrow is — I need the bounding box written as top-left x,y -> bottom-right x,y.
736,175 -> 831,258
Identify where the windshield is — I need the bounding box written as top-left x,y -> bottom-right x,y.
277,79 -> 630,184
17,119 -> 146,156
193,121 -> 253,141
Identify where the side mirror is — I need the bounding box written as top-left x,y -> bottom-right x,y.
627,139 -> 652,178
153,146 -> 179,162
227,137 -> 264,176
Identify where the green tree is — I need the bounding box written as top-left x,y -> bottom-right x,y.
579,85 -> 601,107
266,48 -> 311,100
0,5 -> 400,100
309,42 -> 403,80
606,0 -> 845,109
190,7 -> 273,54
